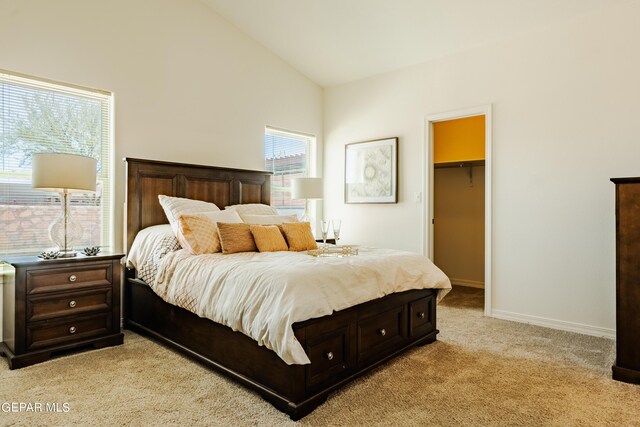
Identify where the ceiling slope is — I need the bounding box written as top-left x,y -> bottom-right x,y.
202,0 -> 622,87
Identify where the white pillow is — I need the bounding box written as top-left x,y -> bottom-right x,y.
224,203 -> 278,216
126,224 -> 176,269
241,214 -> 299,225
158,195 -> 220,235
126,224 -> 181,284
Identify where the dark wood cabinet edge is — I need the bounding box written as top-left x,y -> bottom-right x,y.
613,364 -> 640,384
1,254 -> 124,268
1,333 -> 123,370
315,239 -> 336,245
611,177 -> 640,184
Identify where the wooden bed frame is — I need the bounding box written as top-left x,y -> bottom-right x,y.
124,157 -> 439,420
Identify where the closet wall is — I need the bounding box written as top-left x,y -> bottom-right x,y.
434,166 -> 485,287
434,116 -> 485,288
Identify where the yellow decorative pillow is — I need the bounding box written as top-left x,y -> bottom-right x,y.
176,211 -> 242,254
217,222 -> 258,254
250,225 -> 289,252
281,222 -> 318,252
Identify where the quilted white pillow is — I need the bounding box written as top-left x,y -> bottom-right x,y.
158,195 -> 220,235
224,203 -> 278,216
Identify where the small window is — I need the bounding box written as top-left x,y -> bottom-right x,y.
0,70 -> 113,256
264,127 -> 315,217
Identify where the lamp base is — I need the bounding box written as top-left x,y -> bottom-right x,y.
57,250 -> 78,258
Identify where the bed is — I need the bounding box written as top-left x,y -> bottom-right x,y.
124,157 -> 449,420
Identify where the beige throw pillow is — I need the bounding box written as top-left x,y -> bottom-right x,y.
177,210 -> 242,255
281,222 -> 318,252
217,222 -> 258,254
250,225 -> 289,252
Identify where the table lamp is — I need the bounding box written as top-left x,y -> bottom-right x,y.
32,153 -> 97,257
291,177 -> 323,223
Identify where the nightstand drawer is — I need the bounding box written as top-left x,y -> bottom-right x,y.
27,314 -> 112,351
27,263 -> 112,294
27,288 -> 112,322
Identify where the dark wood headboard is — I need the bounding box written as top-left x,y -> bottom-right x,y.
125,157 -> 271,252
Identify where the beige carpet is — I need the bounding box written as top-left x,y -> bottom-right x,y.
2,286 -> 639,426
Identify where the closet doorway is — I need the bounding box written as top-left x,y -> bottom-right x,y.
425,105 -> 492,316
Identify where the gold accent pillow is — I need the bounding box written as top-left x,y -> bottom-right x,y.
177,211 -> 243,254
217,222 -> 258,254
281,222 -> 318,252
250,225 -> 289,252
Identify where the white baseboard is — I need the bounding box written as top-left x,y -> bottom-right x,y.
491,309 -> 615,339
450,278 -> 484,289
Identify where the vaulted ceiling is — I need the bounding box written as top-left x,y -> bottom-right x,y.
201,0 -> 618,87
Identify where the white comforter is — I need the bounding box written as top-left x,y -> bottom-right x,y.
150,247 -> 451,365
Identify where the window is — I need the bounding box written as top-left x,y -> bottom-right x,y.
0,70 -> 113,256
264,127 -> 315,217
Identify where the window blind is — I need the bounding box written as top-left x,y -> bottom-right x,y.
0,70 -> 113,256
264,127 -> 314,217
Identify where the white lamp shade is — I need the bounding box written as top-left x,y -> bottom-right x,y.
291,177 -> 323,200
32,153 -> 97,192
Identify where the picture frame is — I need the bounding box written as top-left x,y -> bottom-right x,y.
344,137 -> 398,204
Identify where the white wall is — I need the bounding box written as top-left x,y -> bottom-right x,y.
324,1 -> 640,335
0,0 -> 322,340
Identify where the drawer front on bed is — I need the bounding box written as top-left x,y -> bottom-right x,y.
26,313 -> 112,351
27,264 -> 112,295
27,288 -> 112,322
357,305 -> 407,363
305,325 -> 355,388
409,295 -> 435,338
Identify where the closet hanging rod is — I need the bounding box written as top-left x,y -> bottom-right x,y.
434,160 -> 485,169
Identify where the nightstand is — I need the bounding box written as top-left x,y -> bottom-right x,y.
1,253 -> 124,369
315,239 -> 336,245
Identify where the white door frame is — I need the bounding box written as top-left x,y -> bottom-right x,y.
424,104 -> 493,316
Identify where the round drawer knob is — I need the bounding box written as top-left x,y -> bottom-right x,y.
418,312 -> 425,319
69,326 -> 77,334
69,275 -> 77,282
69,300 -> 77,308
325,351 -> 334,361
379,328 -> 387,336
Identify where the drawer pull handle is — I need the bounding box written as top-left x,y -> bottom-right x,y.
69,275 -> 77,282
325,351 -> 334,361
69,300 -> 77,308
69,326 -> 77,334
378,328 -> 386,337
418,312 -> 425,319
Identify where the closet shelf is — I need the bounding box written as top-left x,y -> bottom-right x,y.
434,160 -> 485,169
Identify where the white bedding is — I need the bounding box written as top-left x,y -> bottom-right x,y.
146,247 -> 451,365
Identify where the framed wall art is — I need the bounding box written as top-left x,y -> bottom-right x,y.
344,137 -> 398,204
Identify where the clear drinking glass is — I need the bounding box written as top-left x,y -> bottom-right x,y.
332,219 -> 342,246
320,220 -> 331,247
